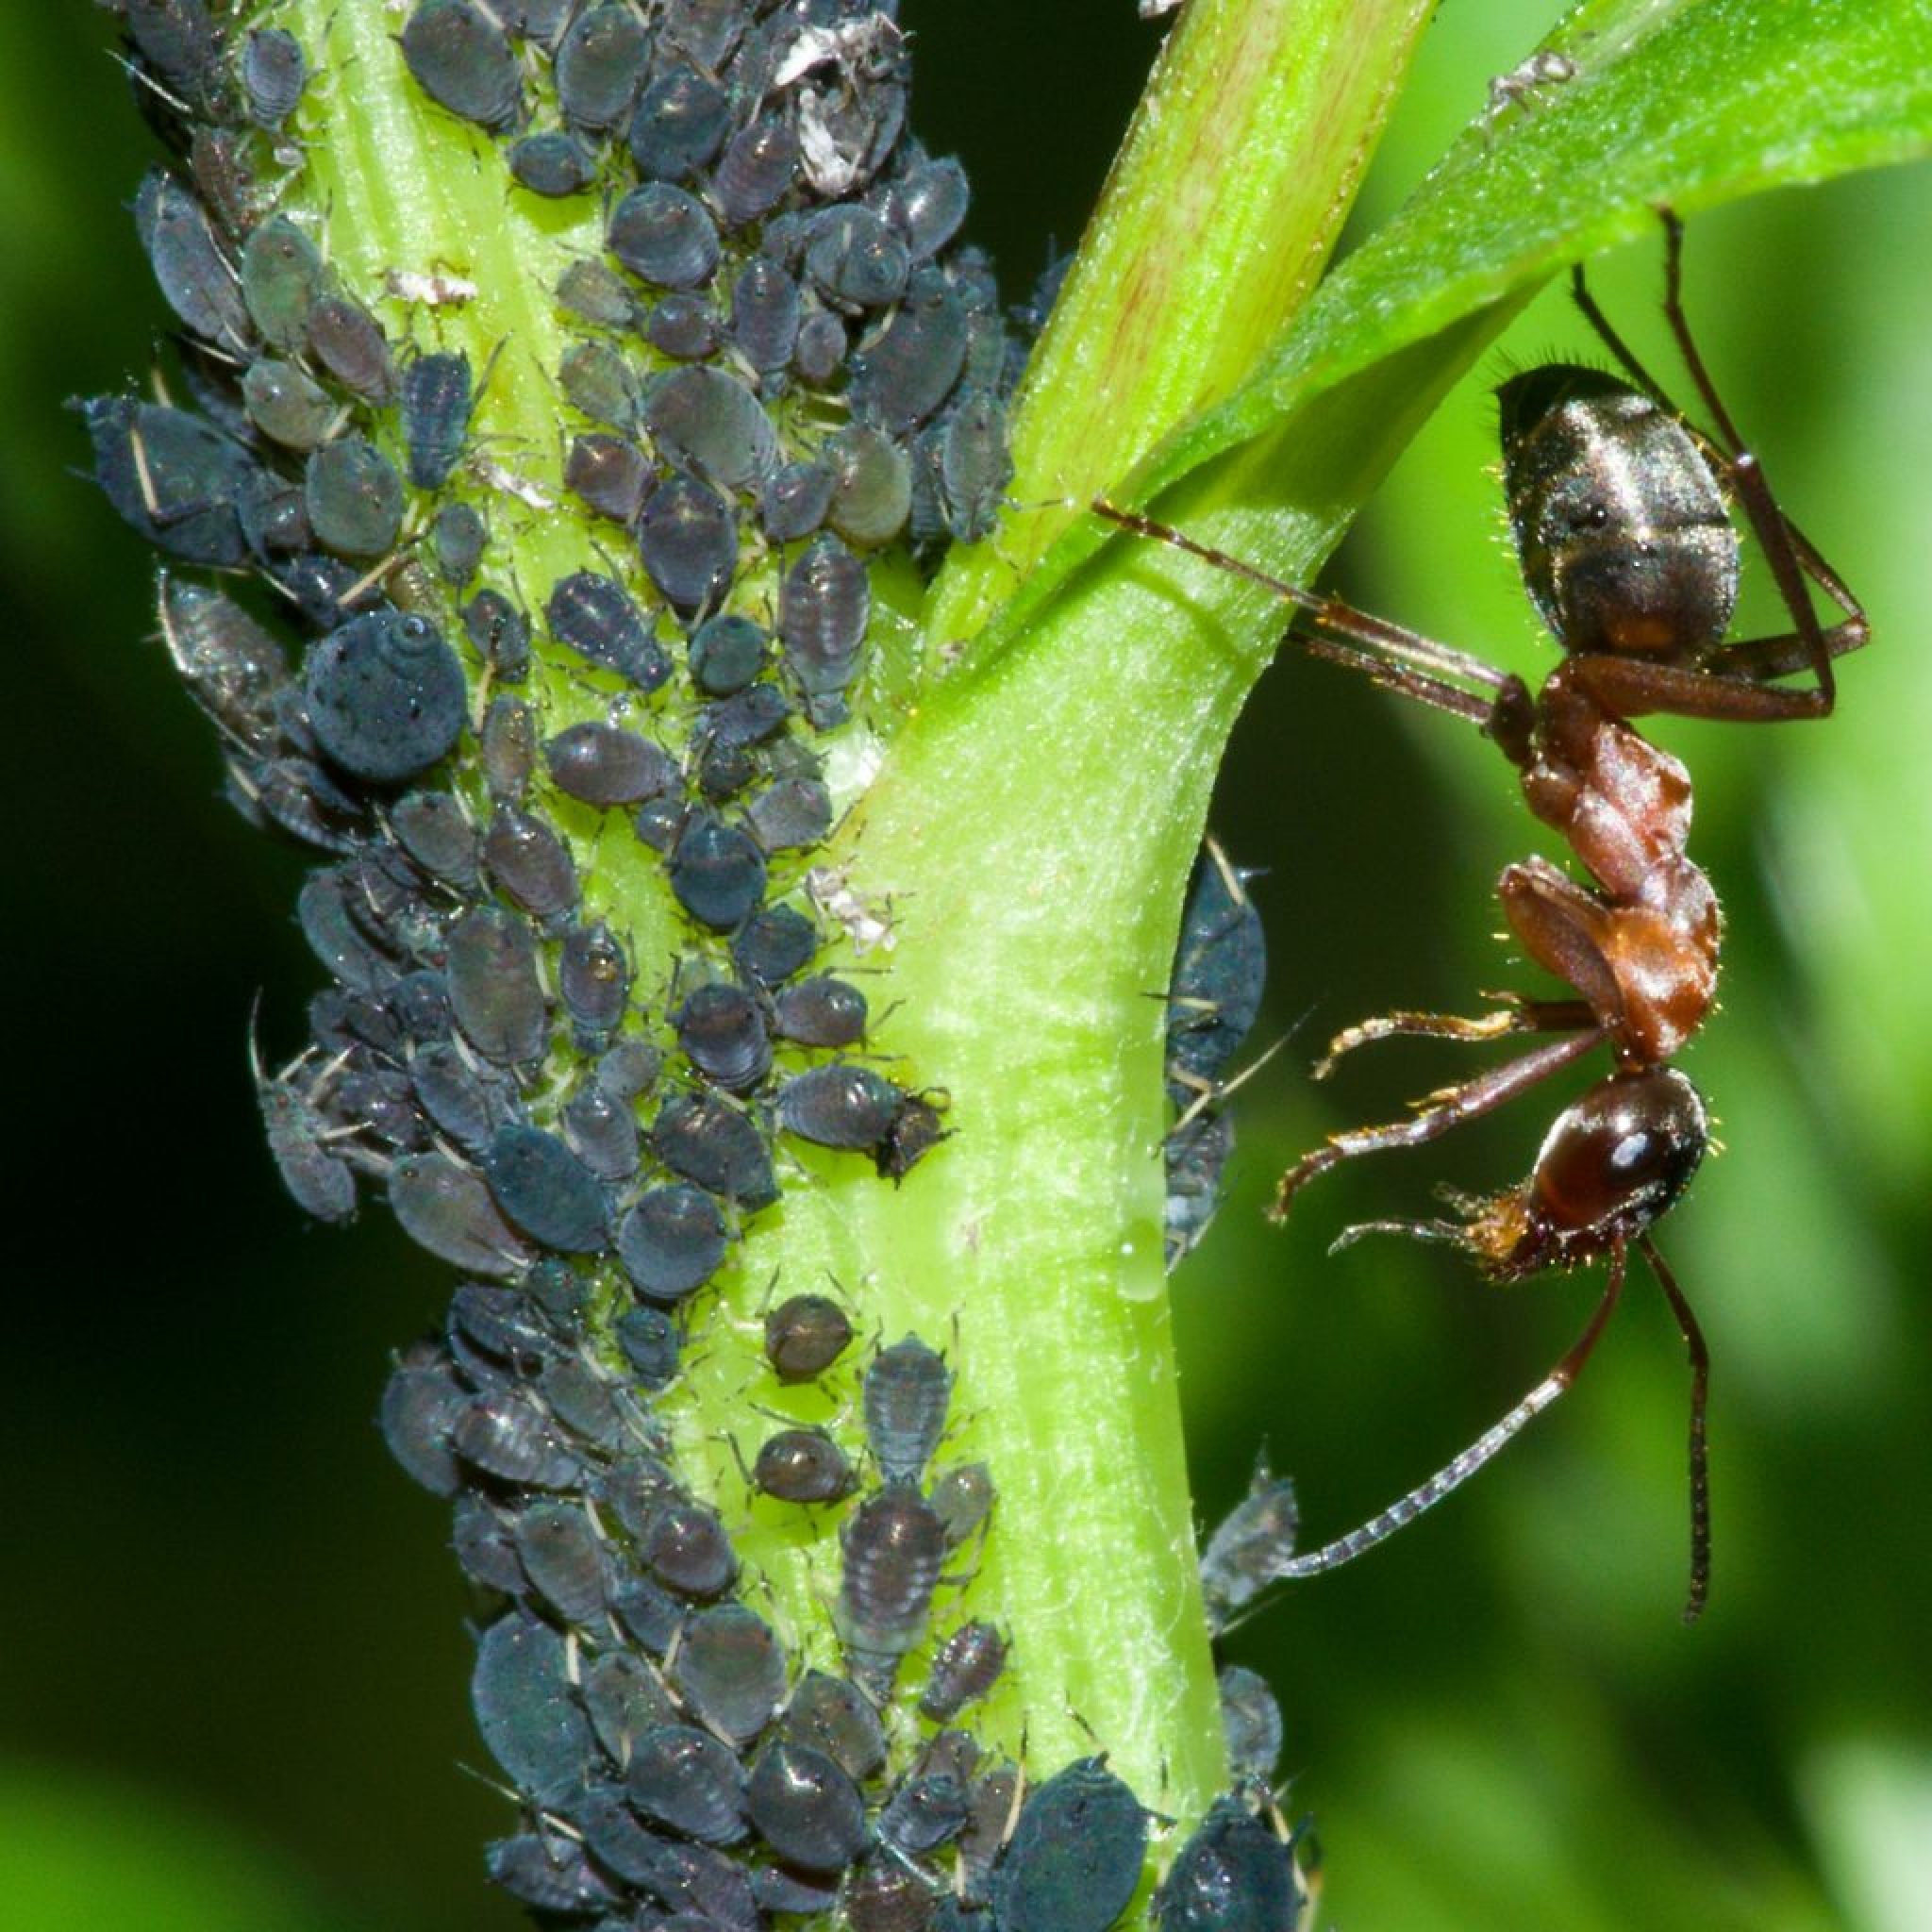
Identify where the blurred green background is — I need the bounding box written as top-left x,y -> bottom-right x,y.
5,3 -> 1927,1928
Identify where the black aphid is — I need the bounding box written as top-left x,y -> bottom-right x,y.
450,1490 -> 525,1593
675,981 -> 772,1092
561,1083 -> 641,1181
849,272 -> 968,432
378,1349 -> 467,1496
920,1620 -> 1007,1722
761,460 -> 834,543
784,1669 -> 889,1782
670,1602 -> 788,1748
306,293 -> 396,401
158,574 -> 290,759
1199,1457 -> 1300,1633
763,1292 -> 853,1383
508,130 -> 595,198
863,1334 -> 953,1485
667,811 -> 767,932
558,920 -> 632,1042
512,1498 -> 608,1625
746,774 -> 833,851
470,1610 -> 595,1809
613,1305 -> 679,1390
1156,1796 -> 1301,1932
452,1385 -> 582,1487
580,1646 -> 678,1767
778,535 -> 869,714
408,1041 -> 512,1154
843,1856 -> 938,1932
483,1123 -> 608,1254
888,154 -> 971,260
806,204 -> 909,314
559,339 -> 643,433
401,350 -> 474,491
83,397 -> 252,566
479,696 -> 536,803
241,358 -> 336,451
837,1482 -> 947,1700
880,1770 -> 971,1855
545,569 -> 670,689
644,290 -> 723,359
641,1496 -> 739,1599
557,258 -> 638,331
136,171 -> 248,352
731,255 -> 802,375
239,216 -> 325,351
753,1426 -> 856,1505
304,610 -> 465,785
628,64 -> 730,181
614,1184 -> 727,1301
462,588 -> 531,682
773,974 -> 869,1049
428,501 -> 485,586
824,424 -> 913,549
1218,1664 -> 1284,1785
242,27 -> 307,128
305,436 -> 404,557
793,308 -> 849,389
643,364 -> 777,493
746,1740 -> 870,1874
483,805 -> 579,922
638,472 -> 739,617
930,1459 -> 995,1550
554,1 -> 650,131
1168,842 -> 1268,1095
733,902 -> 818,986
926,389 -> 1013,543
992,1757 -> 1149,1932
486,1833 -> 620,1916
710,115 -> 799,228
443,906 -> 548,1063
608,181 -> 720,290
566,432 -> 652,525
400,0 -> 523,131
545,721 -> 674,808
390,1149 -> 533,1275
778,1062 -> 905,1154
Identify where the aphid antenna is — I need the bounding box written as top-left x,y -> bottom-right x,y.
1167,1028 -> 1293,1141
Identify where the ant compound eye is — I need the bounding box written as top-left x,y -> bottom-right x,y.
1529,1068 -> 1707,1240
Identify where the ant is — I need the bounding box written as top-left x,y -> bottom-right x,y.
1097,212 -> 1868,1622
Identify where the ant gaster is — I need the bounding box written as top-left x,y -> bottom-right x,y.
1098,214 -> 1868,1622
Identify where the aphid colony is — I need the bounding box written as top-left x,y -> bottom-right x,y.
93,1 -> 1306,1926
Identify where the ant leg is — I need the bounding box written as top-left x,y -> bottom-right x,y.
1640,1235 -> 1711,1624
1091,498 -> 1514,737
1268,1242 -> 1628,1583
1313,997 -> 1596,1079
1270,1027 -> 1605,1222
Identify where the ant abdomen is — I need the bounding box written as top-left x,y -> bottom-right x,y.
1501,364 -> 1739,662
1471,1065 -> 1709,1279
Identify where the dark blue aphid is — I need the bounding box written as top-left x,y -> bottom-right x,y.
480,695 -> 536,802
778,536 -> 869,716
793,308 -> 849,388
545,570 -> 670,690
639,473 -> 739,618
608,182 -> 720,290
836,1482 -> 947,1701
513,1499 -> 608,1625
580,1646 -> 678,1766
675,982 -> 771,1093
1168,841 -> 1268,1095
305,436 -> 404,557
651,1091 -> 775,1208
862,1335 -> 953,1484
628,64 -> 730,181
461,589 -> 530,682
1164,1108 -> 1234,1271
408,1041 -> 513,1154
561,1083 -> 640,1181
555,1 -> 650,130
566,432 -> 651,525
733,903 -> 817,986
242,27 -> 308,128
731,256 -> 801,375
450,1491 -> 524,1593
926,389 -> 1013,543
136,171 -> 248,351
805,205 -> 909,314
508,130 -> 595,198
880,1769 -> 972,1855
849,272 -> 968,432
306,293 -> 396,401
391,1149 -> 533,1275
444,907 -> 548,1064
158,574 -> 291,760
668,811 -> 767,931
746,774 -> 833,851
774,975 -> 868,1048
296,867 -> 391,993
452,1385 -> 581,1486
401,351 -> 474,490
119,0 -> 226,111
378,1348 -> 467,1496
644,290 -> 723,359
920,1620 -> 1008,1722
559,339 -> 643,432
485,1834 -> 619,1916
304,610 -> 465,785
641,1497 -> 739,1599
642,364 -> 777,492
992,1757 -> 1149,1932
429,500 -> 486,584
558,920 -> 631,1041
762,461 -> 834,542
711,115 -> 799,227
778,1062 -> 906,1154
615,1185 -> 727,1301
83,396 -> 252,566
545,721 -> 674,808
484,1124 -> 608,1254
1157,1797 -> 1301,1932
746,1740 -> 870,1874
483,806 -> 579,922
254,1047 -> 358,1223
401,0 -> 523,130
888,153 -> 971,260
670,1603 -> 788,1748
470,1611 -> 595,1809
557,258 -> 638,330
783,1670 -> 888,1782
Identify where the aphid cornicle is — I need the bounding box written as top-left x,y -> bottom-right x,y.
1099,214 -> 1868,1623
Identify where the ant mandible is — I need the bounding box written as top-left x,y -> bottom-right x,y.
1098,212 -> 1869,1622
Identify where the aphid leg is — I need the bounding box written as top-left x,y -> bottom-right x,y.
1641,1234 -> 1711,1624
1269,1027 -> 1605,1223
1255,1243 -> 1629,1592
1312,996 -> 1597,1080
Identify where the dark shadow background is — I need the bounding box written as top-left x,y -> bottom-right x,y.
5,5 -> 1928,1928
